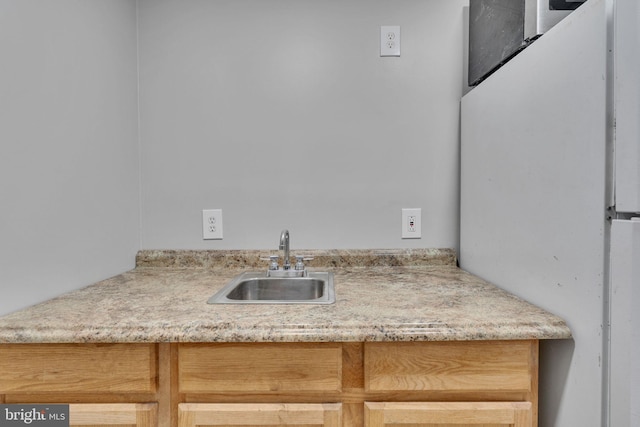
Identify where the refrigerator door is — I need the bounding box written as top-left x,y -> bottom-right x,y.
614,0 -> 640,212
609,218 -> 640,426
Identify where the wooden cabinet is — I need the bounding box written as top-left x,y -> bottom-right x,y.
363,341 -> 538,427
0,343 -> 157,394
364,341 -> 534,394
0,340 -> 539,427
177,344 -> 343,427
0,344 -> 159,427
70,403 -> 157,427
178,403 -> 342,427
178,343 -> 342,394
364,402 -> 532,427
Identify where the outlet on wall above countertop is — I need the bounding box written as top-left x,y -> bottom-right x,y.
402,208 -> 421,239
203,209 -> 223,240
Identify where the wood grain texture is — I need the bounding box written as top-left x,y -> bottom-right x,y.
365,341 -> 532,393
0,344 -> 157,394
69,403 -> 157,427
0,340 -> 540,427
343,343 -> 364,389
178,403 -> 342,427
156,343 -> 176,427
178,343 -> 342,393
364,402 -> 532,427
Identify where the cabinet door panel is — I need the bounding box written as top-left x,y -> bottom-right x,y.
178,403 -> 341,427
69,403 -> 157,427
365,402 -> 531,427
0,344 -> 157,393
365,341 -> 534,393
178,343 -> 342,393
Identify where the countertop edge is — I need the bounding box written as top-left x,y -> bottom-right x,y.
0,322 -> 573,344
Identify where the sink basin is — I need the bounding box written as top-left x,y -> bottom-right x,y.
208,271 -> 335,304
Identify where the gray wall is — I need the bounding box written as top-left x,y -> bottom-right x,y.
0,0 -> 140,315
0,0 -> 468,314
138,0 -> 467,250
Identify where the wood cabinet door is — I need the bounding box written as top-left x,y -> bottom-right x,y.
0,344 -> 157,394
69,403 -> 157,427
364,341 -> 535,394
178,343 -> 342,394
178,403 -> 342,427
364,402 -> 532,427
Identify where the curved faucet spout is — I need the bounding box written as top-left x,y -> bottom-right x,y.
279,229 -> 290,270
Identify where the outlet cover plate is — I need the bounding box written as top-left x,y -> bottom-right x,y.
203,209 -> 223,240
402,208 -> 421,239
380,25 -> 400,57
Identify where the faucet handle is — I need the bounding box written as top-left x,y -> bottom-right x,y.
294,255 -> 315,270
268,255 -> 280,270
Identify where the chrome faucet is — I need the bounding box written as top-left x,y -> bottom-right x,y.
279,229 -> 290,270
267,229 -> 310,277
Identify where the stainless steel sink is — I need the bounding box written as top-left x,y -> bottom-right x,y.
207,271 -> 335,304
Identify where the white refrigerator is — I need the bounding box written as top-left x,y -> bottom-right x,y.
460,0 -> 639,426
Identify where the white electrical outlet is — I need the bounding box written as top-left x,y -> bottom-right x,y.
380,26 -> 400,57
407,216 -> 417,232
402,208 -> 421,239
202,209 -> 223,240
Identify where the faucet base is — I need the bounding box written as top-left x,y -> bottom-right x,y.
267,269 -> 307,278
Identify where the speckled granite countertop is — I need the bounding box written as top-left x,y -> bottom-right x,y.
0,249 -> 571,343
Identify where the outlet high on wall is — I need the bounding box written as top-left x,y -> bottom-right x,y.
380,26 -> 400,57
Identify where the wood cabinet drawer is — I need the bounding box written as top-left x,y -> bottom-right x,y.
178,403 -> 342,427
365,341 -> 535,393
70,403 -> 157,427
178,343 -> 342,393
0,344 -> 157,394
364,401 -> 532,427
